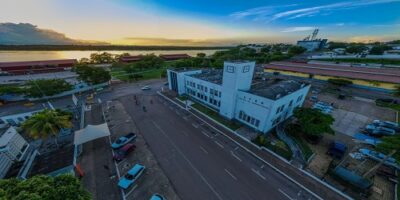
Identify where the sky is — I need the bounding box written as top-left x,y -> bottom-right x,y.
1,0 -> 400,45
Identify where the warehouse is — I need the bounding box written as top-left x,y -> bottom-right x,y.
0,59 -> 77,75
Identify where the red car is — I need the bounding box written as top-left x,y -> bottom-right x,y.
113,143 -> 136,161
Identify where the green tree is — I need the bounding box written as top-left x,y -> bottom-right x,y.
74,65 -> 111,85
288,46 -> 307,55
25,79 -> 73,98
0,174 -> 91,200
89,52 -> 115,64
293,107 -> 335,138
346,44 -> 367,54
22,109 -> 72,146
0,85 -> 25,95
395,85 -> 400,96
369,45 -> 392,55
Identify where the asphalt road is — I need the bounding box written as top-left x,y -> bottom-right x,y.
119,93 -> 317,200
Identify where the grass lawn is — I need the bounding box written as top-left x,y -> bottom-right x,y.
252,135 -> 293,160
191,103 -> 242,131
111,68 -> 165,81
177,95 -> 189,101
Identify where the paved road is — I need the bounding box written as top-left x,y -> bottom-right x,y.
119,94 -> 318,200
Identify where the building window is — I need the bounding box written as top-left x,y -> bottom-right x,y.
297,95 -> 303,103
255,120 -> 260,127
289,100 -> 293,107
250,118 -> 255,125
210,89 -> 214,94
205,87 -> 208,93
243,65 -> 250,73
239,111 -> 243,119
226,66 -> 235,73
205,96 -> 207,101
218,101 -> 220,107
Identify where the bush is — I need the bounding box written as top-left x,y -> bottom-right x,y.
327,78 -> 353,87
252,135 -> 293,160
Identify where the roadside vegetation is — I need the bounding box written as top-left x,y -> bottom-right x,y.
190,103 -> 242,131
73,65 -> 111,84
285,124 -> 314,161
0,79 -> 73,98
0,174 -> 91,200
252,134 -> 293,160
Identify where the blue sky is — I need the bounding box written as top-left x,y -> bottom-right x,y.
2,0 -> 400,45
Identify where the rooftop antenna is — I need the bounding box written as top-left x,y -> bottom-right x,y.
311,29 -> 319,40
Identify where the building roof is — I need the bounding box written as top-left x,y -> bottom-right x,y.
0,125 -> 16,147
190,69 -> 223,85
28,145 -> 74,177
265,62 -> 400,84
249,79 -> 308,100
0,59 -> 77,69
120,55 -> 143,62
159,54 -> 191,60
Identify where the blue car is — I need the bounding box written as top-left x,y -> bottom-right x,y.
118,164 -> 145,189
111,132 -> 137,149
150,194 -> 165,200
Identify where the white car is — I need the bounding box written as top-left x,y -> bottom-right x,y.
141,86 -> 151,90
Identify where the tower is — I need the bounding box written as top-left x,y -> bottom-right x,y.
219,61 -> 255,119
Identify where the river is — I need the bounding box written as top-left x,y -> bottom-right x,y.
0,49 -> 224,62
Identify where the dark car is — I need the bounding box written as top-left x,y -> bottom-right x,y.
113,143 -> 136,161
111,132 -> 137,149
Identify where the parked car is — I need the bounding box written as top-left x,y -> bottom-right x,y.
141,86 -> 151,90
111,133 -> 137,149
327,141 -> 347,159
373,120 -> 400,132
365,124 -> 396,137
118,164 -> 145,189
113,143 -> 136,161
150,194 -> 166,200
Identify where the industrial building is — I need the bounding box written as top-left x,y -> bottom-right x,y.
264,61 -> 400,90
0,125 -> 29,178
160,54 -> 191,61
297,29 -> 328,51
0,59 -> 77,75
167,61 -> 310,133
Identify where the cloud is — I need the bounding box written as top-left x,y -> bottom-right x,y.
281,27 -> 316,33
231,0 -> 400,22
0,23 -> 107,45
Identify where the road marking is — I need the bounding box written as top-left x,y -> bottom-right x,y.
214,141 -> 224,149
125,184 -> 138,197
192,123 -> 199,128
152,121 -> 223,200
251,168 -> 266,180
200,146 -> 209,154
201,131 -> 210,138
230,151 -> 242,162
234,146 -> 239,151
224,169 -> 237,181
175,110 -> 181,115
278,189 -> 295,200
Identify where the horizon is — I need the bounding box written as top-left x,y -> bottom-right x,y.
1,0 -> 400,46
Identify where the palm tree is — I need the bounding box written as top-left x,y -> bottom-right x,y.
22,109 -> 72,148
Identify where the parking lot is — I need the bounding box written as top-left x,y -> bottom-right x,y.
105,100 -> 180,200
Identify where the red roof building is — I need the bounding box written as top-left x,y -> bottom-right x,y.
119,55 -> 144,63
0,59 -> 77,75
264,62 -> 400,84
159,54 -> 191,61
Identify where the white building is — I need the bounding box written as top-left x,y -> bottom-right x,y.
167,61 -> 310,133
0,126 -> 29,178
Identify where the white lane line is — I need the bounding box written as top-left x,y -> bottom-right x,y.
234,146 -> 239,151
200,146 -> 209,154
152,121 -> 223,200
251,168 -> 266,180
192,123 -> 199,128
230,151 -> 242,162
278,189 -> 295,200
201,131 -> 210,138
224,169 -> 237,181
214,141 -> 224,149
124,184 -> 138,197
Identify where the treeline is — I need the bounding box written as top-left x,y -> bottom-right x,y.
0,45 -> 232,51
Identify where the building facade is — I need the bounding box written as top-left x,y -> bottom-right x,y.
167,61 -> 310,133
0,126 -> 29,178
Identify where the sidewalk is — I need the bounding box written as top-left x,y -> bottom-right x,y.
164,93 -> 350,200
79,104 -> 122,200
